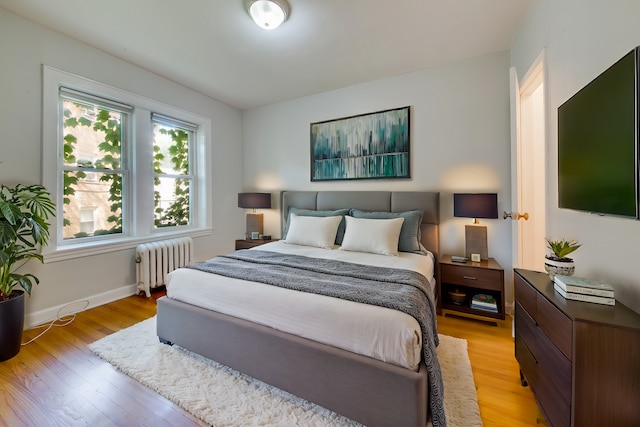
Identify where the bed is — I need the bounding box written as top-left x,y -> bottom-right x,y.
156,191 -> 443,427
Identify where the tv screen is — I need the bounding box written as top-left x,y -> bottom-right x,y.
557,47 -> 639,218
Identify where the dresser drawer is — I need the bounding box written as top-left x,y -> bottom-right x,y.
515,336 -> 537,389
536,369 -> 571,427
440,264 -> 502,291
514,273 -> 537,320
515,302 -> 538,359
537,328 -> 572,402
537,294 -> 573,360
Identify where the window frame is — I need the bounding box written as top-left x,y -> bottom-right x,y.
42,65 -> 212,262
59,91 -> 131,241
151,113 -> 197,230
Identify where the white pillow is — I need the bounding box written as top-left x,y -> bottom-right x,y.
283,213 -> 342,249
340,216 -> 405,256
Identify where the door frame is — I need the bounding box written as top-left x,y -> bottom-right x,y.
510,50 -> 547,272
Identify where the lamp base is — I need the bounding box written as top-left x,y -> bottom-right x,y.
246,213 -> 264,239
465,224 -> 488,260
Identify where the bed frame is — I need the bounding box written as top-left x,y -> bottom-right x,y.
157,191 -> 440,427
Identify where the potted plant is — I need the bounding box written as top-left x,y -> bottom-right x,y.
544,238 -> 581,279
0,184 -> 55,361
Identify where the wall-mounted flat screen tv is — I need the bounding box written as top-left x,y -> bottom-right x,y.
557,46 -> 639,218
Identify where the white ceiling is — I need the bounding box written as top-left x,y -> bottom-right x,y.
0,0 -> 532,110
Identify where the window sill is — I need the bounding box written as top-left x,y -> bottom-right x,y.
42,228 -> 212,263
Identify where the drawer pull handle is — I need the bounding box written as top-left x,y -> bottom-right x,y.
463,275 -> 477,280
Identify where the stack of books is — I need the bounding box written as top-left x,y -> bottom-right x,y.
471,293 -> 498,313
553,274 -> 615,306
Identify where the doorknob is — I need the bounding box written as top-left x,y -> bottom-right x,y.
503,211 -> 529,221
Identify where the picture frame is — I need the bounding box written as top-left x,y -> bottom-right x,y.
310,106 -> 410,181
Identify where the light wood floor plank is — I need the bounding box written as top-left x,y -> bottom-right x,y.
1,292 -> 545,427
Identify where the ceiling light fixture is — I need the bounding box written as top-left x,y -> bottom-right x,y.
246,0 -> 290,30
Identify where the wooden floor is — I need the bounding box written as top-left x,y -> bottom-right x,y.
0,292 -> 547,427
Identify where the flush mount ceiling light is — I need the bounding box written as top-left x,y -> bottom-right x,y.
246,0 -> 290,30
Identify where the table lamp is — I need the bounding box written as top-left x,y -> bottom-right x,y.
453,193 -> 498,260
238,192 -> 272,239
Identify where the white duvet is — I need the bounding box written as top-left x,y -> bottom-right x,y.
166,241 -> 436,371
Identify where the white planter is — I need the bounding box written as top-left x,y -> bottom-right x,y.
544,257 -> 575,280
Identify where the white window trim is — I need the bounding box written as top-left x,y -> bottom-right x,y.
42,65 -> 212,263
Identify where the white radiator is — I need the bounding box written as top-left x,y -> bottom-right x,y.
136,237 -> 194,297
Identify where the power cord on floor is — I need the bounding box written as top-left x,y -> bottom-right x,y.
21,299 -> 90,346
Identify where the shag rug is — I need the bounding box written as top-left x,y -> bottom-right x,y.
89,317 -> 482,427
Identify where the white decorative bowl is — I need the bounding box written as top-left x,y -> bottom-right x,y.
544,257 -> 575,280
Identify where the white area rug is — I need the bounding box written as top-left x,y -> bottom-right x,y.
89,317 -> 482,427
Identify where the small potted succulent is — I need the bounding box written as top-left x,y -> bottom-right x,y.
544,238 -> 581,279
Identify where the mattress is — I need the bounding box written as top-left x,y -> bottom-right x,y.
166,241 -> 436,371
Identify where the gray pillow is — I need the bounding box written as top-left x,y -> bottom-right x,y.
284,207 -> 350,245
349,209 -> 425,254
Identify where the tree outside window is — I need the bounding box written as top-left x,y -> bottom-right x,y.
61,98 -> 126,239
152,116 -> 193,228
44,67 -> 210,259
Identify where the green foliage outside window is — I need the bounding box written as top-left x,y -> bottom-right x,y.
62,101 -> 123,238
153,127 -> 191,228
62,99 -> 192,239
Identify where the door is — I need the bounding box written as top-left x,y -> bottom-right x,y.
510,52 -> 546,271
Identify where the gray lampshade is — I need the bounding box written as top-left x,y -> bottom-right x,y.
238,193 -> 272,209
453,193 -> 498,219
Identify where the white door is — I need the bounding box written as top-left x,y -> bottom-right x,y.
510,53 -> 546,271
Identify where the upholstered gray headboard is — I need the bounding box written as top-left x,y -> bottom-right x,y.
280,191 -> 440,259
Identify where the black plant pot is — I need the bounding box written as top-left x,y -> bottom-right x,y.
0,290 -> 25,362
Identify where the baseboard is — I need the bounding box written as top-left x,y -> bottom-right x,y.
505,301 -> 515,316
25,283 -> 138,329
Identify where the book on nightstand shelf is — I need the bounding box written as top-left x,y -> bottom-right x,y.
553,283 -> 615,306
470,293 -> 498,312
553,274 -> 615,298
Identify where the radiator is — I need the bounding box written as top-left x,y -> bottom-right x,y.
136,237 -> 194,297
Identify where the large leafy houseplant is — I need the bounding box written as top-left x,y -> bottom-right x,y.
0,184 -> 55,301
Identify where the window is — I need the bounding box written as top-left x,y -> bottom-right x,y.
42,66 -> 212,261
152,114 -> 196,228
60,89 -> 129,240
79,207 -> 97,234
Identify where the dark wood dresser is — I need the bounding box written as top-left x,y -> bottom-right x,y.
514,268 -> 640,427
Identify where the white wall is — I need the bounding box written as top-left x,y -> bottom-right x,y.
242,52 -> 515,302
511,0 -> 640,313
0,9 -> 244,324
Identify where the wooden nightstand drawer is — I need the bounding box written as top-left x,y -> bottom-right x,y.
441,263 -> 502,291
235,239 -> 277,250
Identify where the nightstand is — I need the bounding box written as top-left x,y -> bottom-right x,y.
438,255 -> 505,322
235,239 -> 278,250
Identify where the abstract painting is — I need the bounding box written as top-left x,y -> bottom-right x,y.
310,106 -> 410,181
